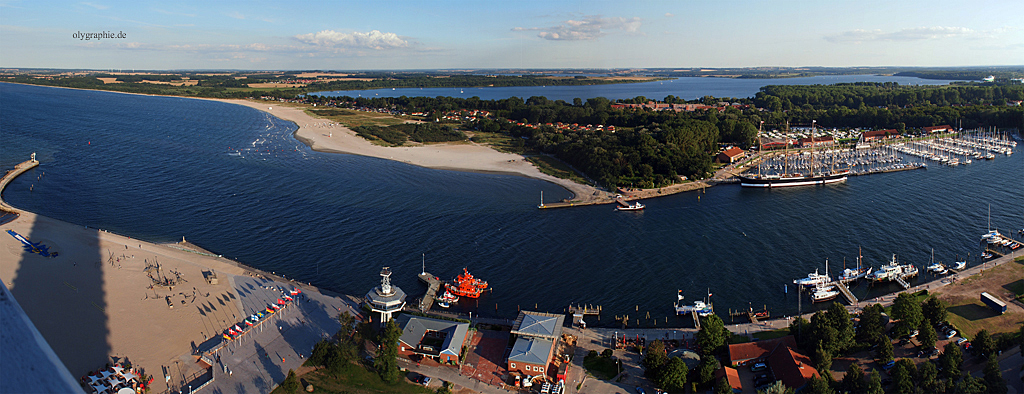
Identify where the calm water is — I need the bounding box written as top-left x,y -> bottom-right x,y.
314,75 -> 959,101
2,83 -> 1021,326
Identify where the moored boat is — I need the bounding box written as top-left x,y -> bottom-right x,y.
811,283 -> 840,303
867,254 -> 901,282
616,201 -> 645,211
673,290 -> 714,316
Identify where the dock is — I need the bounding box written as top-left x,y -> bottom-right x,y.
568,304 -> 601,316
692,310 -> 701,330
833,281 -> 859,304
417,272 -> 442,311
0,154 -> 40,213
894,275 -> 911,289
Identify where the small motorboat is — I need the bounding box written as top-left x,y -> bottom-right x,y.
437,301 -> 450,308
951,261 -> 966,270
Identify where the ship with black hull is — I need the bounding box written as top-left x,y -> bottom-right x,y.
738,171 -> 848,188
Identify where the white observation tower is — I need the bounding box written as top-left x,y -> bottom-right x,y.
364,267 -> 406,326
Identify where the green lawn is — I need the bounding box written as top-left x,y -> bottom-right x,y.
525,155 -> 590,186
752,328 -> 791,341
270,364 -> 434,394
582,353 -> 619,380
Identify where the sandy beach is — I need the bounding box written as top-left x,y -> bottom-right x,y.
211,99 -> 609,203
1,160 -> 355,393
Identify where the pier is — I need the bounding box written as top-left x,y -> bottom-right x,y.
0,154 -> 40,213
568,304 -> 602,316
894,275 -> 911,289
833,281 -> 859,304
417,272 -> 442,311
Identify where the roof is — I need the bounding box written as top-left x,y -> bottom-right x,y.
0,281 -> 86,394
767,345 -> 819,390
715,366 -> 742,392
862,129 -> 897,138
511,311 -> 564,340
720,147 -> 744,158
508,336 -> 554,365
923,125 -> 952,131
395,315 -> 470,357
728,335 -> 798,365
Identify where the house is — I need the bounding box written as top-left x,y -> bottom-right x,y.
716,147 -> 745,163
507,311 -> 564,376
797,136 -> 834,147
394,314 -> 470,364
727,335 -> 798,366
715,366 -> 742,393
862,129 -> 898,142
923,125 -> 952,134
767,345 -> 820,390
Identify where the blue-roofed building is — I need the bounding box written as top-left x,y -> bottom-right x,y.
506,311 -> 564,376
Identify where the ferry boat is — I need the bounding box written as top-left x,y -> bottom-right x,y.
811,283 -> 840,303
867,255 -> 901,282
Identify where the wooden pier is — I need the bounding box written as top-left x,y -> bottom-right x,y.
568,304 -> 602,315
833,281 -> 859,304
418,272 -> 442,311
692,310 -> 701,330
728,305 -> 770,324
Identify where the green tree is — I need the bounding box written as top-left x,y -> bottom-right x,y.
876,335 -> 894,364
824,301 -> 855,353
841,363 -> 866,394
714,376 -> 734,394
281,369 -> 300,393
814,345 -> 833,380
918,318 -> 937,350
803,375 -> 835,394
789,317 -> 811,350
696,314 -> 729,357
865,370 -> 884,394
758,380 -> 794,394
695,356 -> 721,386
974,329 -> 995,358
856,304 -> 885,345
374,319 -> 402,383
939,342 -> 963,382
891,292 -> 923,337
338,311 -> 356,338
658,357 -> 689,393
954,376 -> 988,394
891,359 -> 917,394
643,340 -> 668,380
918,360 -> 942,394
922,297 -> 947,324
983,355 -> 1007,394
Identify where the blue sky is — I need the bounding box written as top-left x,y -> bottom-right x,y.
1,0 -> 1022,70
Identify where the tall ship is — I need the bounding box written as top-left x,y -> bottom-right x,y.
445,268 -> 489,298
739,120 -> 849,188
838,249 -> 871,282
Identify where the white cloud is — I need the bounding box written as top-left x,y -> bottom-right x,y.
514,15 -> 642,41
665,13 -> 674,17
293,30 -> 409,50
81,2 -> 108,10
826,26 -> 976,43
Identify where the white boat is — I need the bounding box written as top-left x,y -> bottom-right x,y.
867,254 -> 901,282
439,290 -> 459,303
674,290 -> 714,316
437,300 -> 450,308
616,201 -> 645,211
811,283 -> 840,303
951,260 -> 967,270
838,249 -> 870,282
794,260 -> 832,287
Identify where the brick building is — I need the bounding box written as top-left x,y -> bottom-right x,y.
507,311 -> 564,376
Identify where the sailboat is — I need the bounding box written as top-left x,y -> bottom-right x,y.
838,248 -> 871,282
925,248 -> 947,275
739,120 -> 849,188
981,203 -> 1002,243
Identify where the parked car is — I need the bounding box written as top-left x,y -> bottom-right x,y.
908,330 -> 919,338
881,360 -> 896,370
918,347 -> 939,358
635,387 -> 646,394
956,338 -> 968,346
751,362 -> 767,372
420,376 -> 431,386
944,330 -> 957,339
898,338 -> 911,346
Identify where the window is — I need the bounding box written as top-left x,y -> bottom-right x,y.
539,367 -> 544,373
510,363 -> 516,369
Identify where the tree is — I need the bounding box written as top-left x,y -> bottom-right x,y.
876,335 -> 894,364
840,363 -> 865,394
803,375 -> 835,394
758,380 -> 794,394
374,319 -> 402,383
855,304 -> 886,346
939,341 -> 963,382
918,360 -> 942,394
281,369 -> 300,393
983,355 -> 1007,394
789,317 -> 811,350
696,314 -> 729,357
891,292 -> 923,337
658,357 -> 689,393
338,311 -> 356,339
714,376 -> 734,394
891,359 -> 917,394
974,329 -> 995,358
824,302 -> 855,353
918,318 -> 937,350
643,340 -> 668,380
814,346 -> 833,380
865,370 -> 884,394
922,297 -> 947,324
954,376 -> 988,394
695,356 -> 721,386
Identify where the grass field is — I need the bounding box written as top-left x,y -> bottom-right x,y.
525,155 -> 590,186
270,363 -> 433,394
752,328 -> 791,341
582,353 -> 619,380
936,257 -> 1024,338
466,131 -> 523,153
305,107 -> 411,129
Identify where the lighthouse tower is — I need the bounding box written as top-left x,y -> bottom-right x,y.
364,267 -> 406,326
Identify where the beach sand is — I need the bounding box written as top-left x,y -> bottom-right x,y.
212,99 -> 608,203
1,205 -> 351,393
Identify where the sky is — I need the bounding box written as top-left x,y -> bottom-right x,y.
1,0 -> 1022,70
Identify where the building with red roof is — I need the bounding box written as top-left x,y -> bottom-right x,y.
862,129 -> 898,141
714,366 -> 742,393
923,125 -> 952,133
716,146 -> 746,163
727,335 -> 798,366
766,345 -> 820,390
